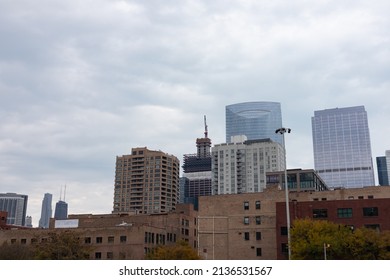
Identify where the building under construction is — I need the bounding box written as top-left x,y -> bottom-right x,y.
181,116 -> 212,209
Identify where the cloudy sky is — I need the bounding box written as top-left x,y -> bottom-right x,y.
1,0 -> 389,226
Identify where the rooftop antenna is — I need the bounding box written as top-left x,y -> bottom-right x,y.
204,115 -> 208,138
64,184 -> 67,202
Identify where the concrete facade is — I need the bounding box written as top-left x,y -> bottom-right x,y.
113,147 -> 180,214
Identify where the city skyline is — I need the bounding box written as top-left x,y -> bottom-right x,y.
1,1 -> 389,226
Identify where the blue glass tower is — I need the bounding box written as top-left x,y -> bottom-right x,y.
226,102 -> 283,145
312,106 -> 375,188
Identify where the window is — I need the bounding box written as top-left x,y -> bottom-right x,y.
21,239 -> 27,245
95,252 -> 102,260
244,201 -> 249,210
255,216 -> 261,225
108,236 -> 114,243
256,232 -> 262,240
107,252 -> 114,259
280,227 -> 288,236
313,209 -> 328,218
255,201 -> 261,210
256,247 -> 262,257
363,207 -> 378,216
244,217 -> 250,225
120,235 -> 127,243
85,237 -> 91,244
281,243 -> 288,254
365,224 -> 380,231
96,237 -> 103,244
337,208 -> 352,218
244,232 -> 250,240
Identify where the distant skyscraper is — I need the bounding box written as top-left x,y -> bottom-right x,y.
181,116 -> 212,209
0,193 -> 28,226
113,147 -> 180,214
54,200 -> 68,220
39,193 -> 52,228
212,137 -> 285,194
312,106 -> 375,188
226,102 -> 283,145
377,151 -> 390,186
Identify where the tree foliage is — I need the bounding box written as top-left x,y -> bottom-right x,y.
0,242 -> 33,260
145,240 -> 201,260
290,219 -> 390,260
32,231 -> 92,260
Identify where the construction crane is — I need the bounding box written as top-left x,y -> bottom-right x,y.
204,115 -> 208,138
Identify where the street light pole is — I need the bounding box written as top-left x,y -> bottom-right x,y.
275,127 -> 291,260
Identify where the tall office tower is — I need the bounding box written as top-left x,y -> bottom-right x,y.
312,106 -> 375,188
0,193 -> 28,226
377,151 -> 390,186
226,102 -> 283,145
212,137 -> 285,195
54,200 -> 68,220
113,147 -> 180,214
39,193 -> 52,228
181,116 -> 212,209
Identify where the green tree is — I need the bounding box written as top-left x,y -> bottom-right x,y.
290,219 -> 390,260
32,231 -> 92,260
145,240 -> 201,260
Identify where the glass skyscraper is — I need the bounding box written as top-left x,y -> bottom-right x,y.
226,102 -> 283,145
39,193 -> 52,228
312,106 -> 375,188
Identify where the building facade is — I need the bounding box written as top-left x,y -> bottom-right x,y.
312,106 -> 375,188
376,154 -> 389,186
113,147 -> 180,214
0,193 -> 28,226
212,138 -> 285,194
181,121 -> 212,209
39,193 -> 52,228
198,185 -> 390,260
54,200 -> 68,220
225,102 -> 283,145
0,204 -> 197,260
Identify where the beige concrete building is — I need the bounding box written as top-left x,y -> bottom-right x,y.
113,147 -> 180,214
0,204 -> 197,260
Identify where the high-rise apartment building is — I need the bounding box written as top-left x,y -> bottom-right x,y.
312,106 -> 375,188
377,151 -> 390,186
39,193 -> 52,228
181,117 -> 212,209
212,137 -> 285,195
0,193 -> 28,226
226,102 -> 283,145
113,147 -> 180,214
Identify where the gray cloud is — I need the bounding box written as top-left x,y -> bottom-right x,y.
1,0 -> 389,226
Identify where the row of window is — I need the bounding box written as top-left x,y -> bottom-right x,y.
313,207 -> 379,219
85,235 -> 127,244
243,231 -> 262,241
243,201 -> 261,210
244,216 -> 261,225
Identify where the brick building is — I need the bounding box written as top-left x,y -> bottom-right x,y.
0,204 -> 197,260
198,185 -> 390,260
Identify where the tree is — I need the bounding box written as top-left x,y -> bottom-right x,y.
32,231 -> 92,260
145,240 -> 202,260
0,242 -> 33,260
290,219 -> 390,260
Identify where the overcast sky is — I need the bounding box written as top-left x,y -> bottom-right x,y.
1,0 -> 389,226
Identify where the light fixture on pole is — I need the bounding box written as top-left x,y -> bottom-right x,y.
275,127 -> 291,260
